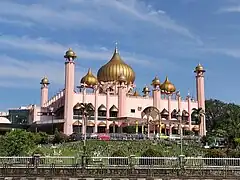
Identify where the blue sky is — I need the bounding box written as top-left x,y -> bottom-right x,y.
0,0 -> 239,111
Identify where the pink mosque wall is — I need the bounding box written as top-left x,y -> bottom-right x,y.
72,92 -> 198,119
33,91 -> 198,124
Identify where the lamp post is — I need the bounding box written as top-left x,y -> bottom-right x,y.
79,103 -> 93,157
82,110 -> 87,156
177,109 -> 183,155
159,113 -> 162,139
49,107 -> 54,135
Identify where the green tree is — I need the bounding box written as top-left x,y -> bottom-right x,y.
2,129 -> 36,156
52,129 -> 69,144
191,108 -> 205,125
205,99 -> 228,131
34,132 -> 48,144
205,99 -> 240,148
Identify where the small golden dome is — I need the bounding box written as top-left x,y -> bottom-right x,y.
40,77 -> 49,85
160,76 -> 176,94
118,74 -> 127,83
151,76 -> 161,87
133,90 -> 140,96
142,86 -> 150,93
64,48 -> 77,59
97,45 -> 135,84
194,63 -> 205,73
80,68 -> 98,87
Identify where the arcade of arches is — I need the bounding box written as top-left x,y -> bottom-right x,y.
53,105 -> 199,135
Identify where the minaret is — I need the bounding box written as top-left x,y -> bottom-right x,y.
176,91 -> 181,111
151,76 -> 161,110
63,48 -> 77,135
40,77 -> 49,107
118,74 -> 127,118
194,63 -> 206,136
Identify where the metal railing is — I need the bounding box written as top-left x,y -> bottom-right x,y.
1,156 -> 240,169
0,157 -> 33,167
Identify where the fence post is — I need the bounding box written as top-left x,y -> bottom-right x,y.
33,154 -> 40,169
129,155 -> 135,168
81,155 -> 85,169
178,155 -> 186,169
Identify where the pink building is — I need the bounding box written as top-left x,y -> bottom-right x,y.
31,46 -> 206,136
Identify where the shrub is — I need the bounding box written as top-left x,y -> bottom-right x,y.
2,129 -> 36,156
32,148 -> 45,156
201,135 -> 215,146
52,129 -> 69,144
112,149 -> 126,157
141,148 -> 163,157
34,132 -> 48,144
205,149 -> 226,158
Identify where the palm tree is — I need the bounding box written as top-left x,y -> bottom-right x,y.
79,103 -> 95,117
191,108 -> 205,125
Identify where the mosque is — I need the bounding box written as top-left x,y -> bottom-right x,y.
16,45 -> 206,136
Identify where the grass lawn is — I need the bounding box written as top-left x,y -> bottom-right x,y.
38,140 -> 206,157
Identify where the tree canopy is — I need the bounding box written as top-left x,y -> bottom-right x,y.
205,99 -> 240,148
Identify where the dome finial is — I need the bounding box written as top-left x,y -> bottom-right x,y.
88,68 -> 92,74
115,42 -> 118,54
187,89 -> 191,98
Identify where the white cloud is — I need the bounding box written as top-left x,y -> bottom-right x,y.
0,0 -> 198,40
0,55 -> 64,84
204,48 -> 240,58
0,35 -> 161,88
0,55 -> 88,88
217,0 -> 240,13
0,17 -> 33,27
0,35 -> 151,65
0,0 -> 199,90
218,6 -> 240,13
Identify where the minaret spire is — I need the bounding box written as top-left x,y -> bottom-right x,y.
115,42 -> 118,54
187,89 -> 190,97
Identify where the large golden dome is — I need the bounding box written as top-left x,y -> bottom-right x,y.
97,46 -> 135,84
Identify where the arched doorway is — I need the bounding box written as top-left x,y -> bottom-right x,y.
73,120 -> 82,133
109,122 -> 118,133
141,106 -> 161,137
97,121 -> 106,133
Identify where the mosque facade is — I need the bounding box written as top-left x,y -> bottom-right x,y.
29,45 -> 206,136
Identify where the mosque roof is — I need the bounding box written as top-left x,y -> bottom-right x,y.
97,44 -> 135,84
